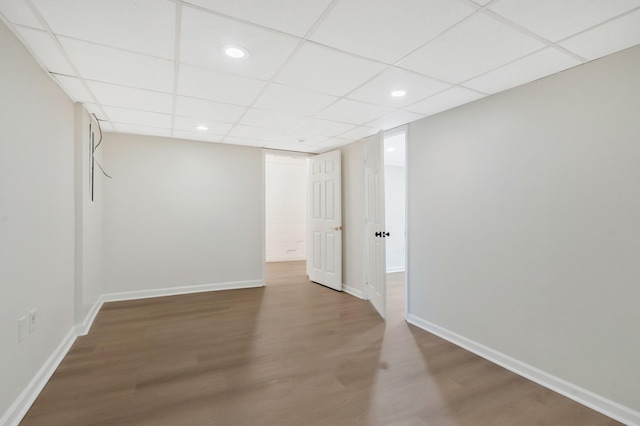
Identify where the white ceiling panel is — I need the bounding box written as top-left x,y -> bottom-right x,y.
275,131 -> 328,146
87,81 -> 174,114
227,124 -> 283,141
315,99 -> 394,125
274,42 -> 386,96
337,126 -> 378,141
60,38 -> 174,92
0,0 -> 44,28
315,137 -> 351,150
347,67 -> 451,108
113,123 -> 171,138
463,47 -> 582,94
239,108 -> 305,130
51,74 -> 94,103
82,103 -> 107,120
559,8 -> 640,61
172,130 -> 224,143
32,0 -> 175,59
14,27 -> 75,75
175,96 -> 246,123
489,0 -> 640,42
180,6 -> 299,80
471,0 -> 493,6
222,136 -> 267,147
292,118 -> 354,137
187,0 -> 332,37
173,116 -> 232,136
253,83 -> 338,116
101,105 -> 172,129
406,87 -> 486,116
178,64 -> 266,105
365,110 -> 425,131
397,13 -> 544,83
309,0 -> 475,64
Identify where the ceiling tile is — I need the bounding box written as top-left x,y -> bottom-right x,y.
227,124 -> 283,141
0,0 -> 44,28
60,37 -> 174,92
187,0 -> 332,37
309,0 -> 475,64
315,137 -> 351,150
338,126 -> 378,141
178,64 -> 266,105
264,139 -> 318,153
489,0 -> 640,42
14,27 -> 75,75
87,81 -> 174,114
406,86 -> 486,116
397,13 -> 544,83
113,123 -> 171,137
51,74 -> 94,102
253,83 -> 338,116
347,67 -> 451,108
175,96 -> 246,123
172,130 -> 224,143
101,105 -> 172,129
314,99 -> 394,125
275,131 -> 328,145
471,0 -> 492,5
82,103 -> 107,120
222,136 -> 267,148
559,8 -> 640,61
365,110 -> 426,131
32,0 -> 175,58
292,118 -> 354,137
173,116 -> 232,136
274,42 -> 386,96
239,108 -> 305,130
463,47 -> 582,94
180,6 -> 299,80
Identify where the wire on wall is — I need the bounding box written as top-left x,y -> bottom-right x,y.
91,113 -> 112,180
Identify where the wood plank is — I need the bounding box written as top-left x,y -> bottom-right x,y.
21,262 -> 620,425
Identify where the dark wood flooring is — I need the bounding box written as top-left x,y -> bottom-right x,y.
21,261 -> 620,425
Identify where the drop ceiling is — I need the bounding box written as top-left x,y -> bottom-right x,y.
1,0 -> 639,154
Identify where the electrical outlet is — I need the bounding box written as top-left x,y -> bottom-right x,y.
18,316 -> 28,342
29,309 -> 37,334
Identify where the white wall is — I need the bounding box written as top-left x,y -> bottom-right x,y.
384,165 -> 405,273
265,154 -> 307,262
102,133 -> 264,294
74,106 -> 103,324
407,45 -> 640,421
341,141 -> 365,296
0,20 -> 76,421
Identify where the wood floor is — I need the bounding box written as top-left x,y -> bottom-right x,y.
21,261 -> 620,425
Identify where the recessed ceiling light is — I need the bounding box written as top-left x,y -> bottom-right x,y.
390,89 -> 407,97
196,125 -> 208,131
224,45 -> 248,59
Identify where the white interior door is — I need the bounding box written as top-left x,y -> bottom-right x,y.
308,150 -> 342,291
364,132 -> 387,318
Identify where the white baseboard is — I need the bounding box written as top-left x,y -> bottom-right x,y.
406,314 -> 640,426
76,297 -> 103,336
0,328 -> 77,426
101,279 -> 264,303
386,266 -> 405,273
343,284 -> 365,300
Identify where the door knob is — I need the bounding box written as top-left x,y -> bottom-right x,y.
332,225 -> 342,231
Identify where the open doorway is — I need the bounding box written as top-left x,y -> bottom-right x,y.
264,153 -> 309,283
383,129 -> 406,319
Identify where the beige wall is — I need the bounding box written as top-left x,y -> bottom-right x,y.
0,20 -> 76,422
407,45 -> 640,421
102,133 -> 264,294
